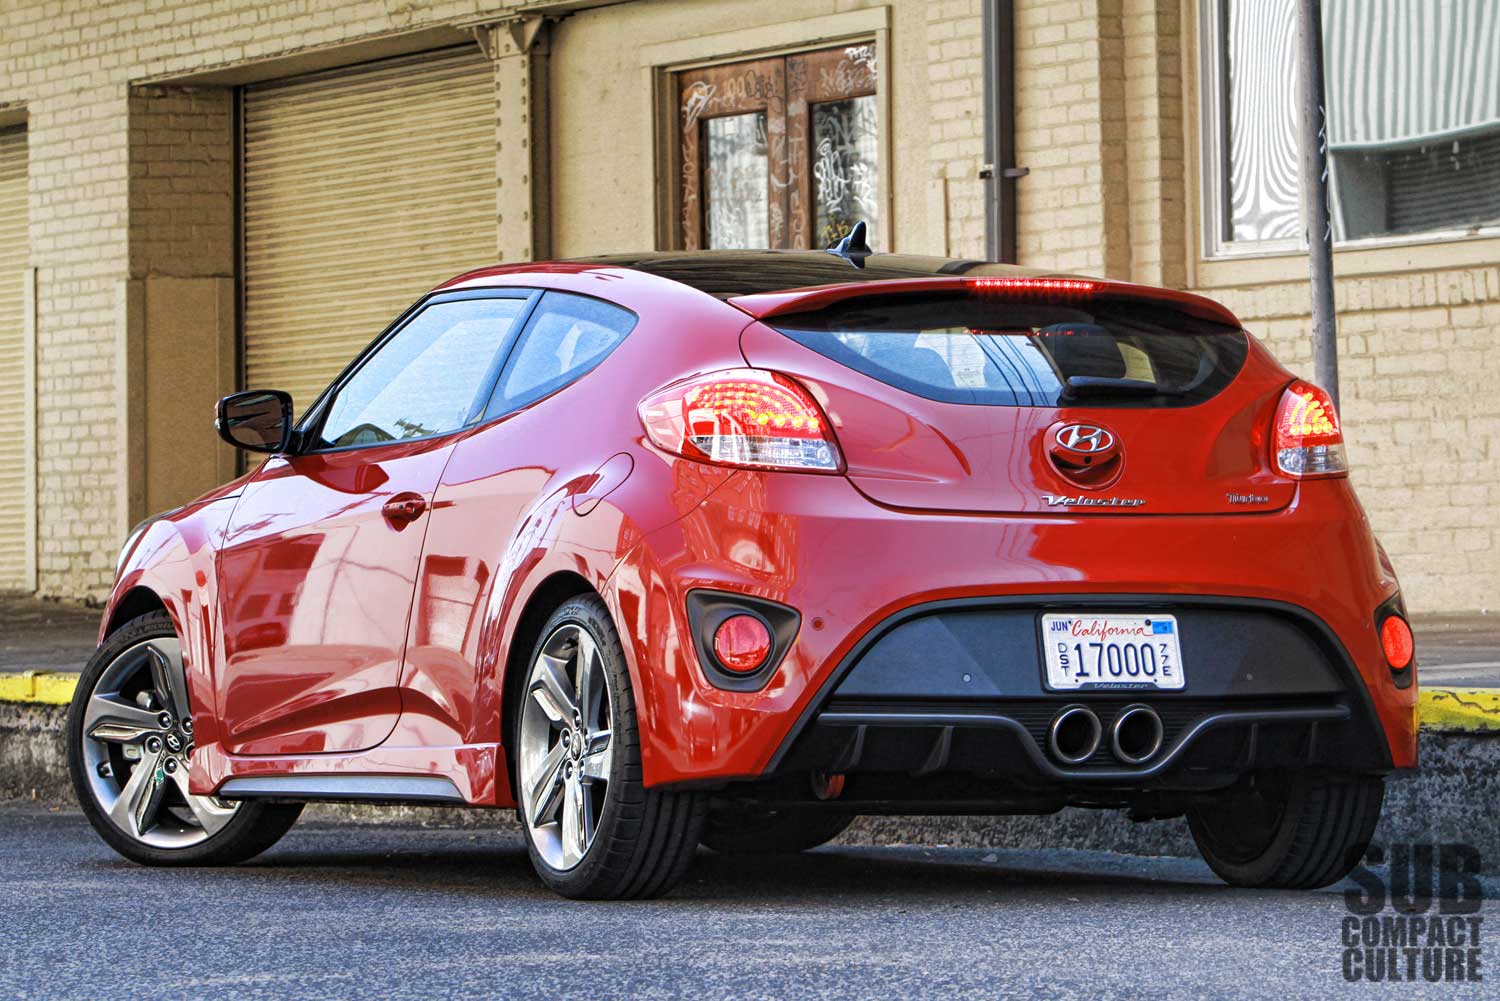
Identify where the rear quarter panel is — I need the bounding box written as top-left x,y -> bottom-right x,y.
391,269 -> 757,797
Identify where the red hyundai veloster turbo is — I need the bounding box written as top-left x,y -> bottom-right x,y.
69,247 -> 1417,899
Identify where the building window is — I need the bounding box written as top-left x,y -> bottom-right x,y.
676,44 -> 879,250
1200,0 -> 1500,255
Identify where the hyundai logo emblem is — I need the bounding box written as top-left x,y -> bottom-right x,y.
1055,424 -> 1116,453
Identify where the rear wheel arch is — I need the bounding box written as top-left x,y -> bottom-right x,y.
500,570 -> 596,797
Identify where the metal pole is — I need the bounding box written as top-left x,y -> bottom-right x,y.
981,0 -> 1019,263
1297,0 -> 1339,406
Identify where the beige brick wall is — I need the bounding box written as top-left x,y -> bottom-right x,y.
128,86 -> 234,280
1002,0 -> 1141,274
0,0 -> 495,601
1,0 -> 1495,612
991,0 -> 1500,612
1120,0 -> 1184,288
1207,269 -> 1500,614
926,0 -> 986,257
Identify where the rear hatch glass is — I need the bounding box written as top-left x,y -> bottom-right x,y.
770,294 -> 1248,408
745,292 -> 1293,515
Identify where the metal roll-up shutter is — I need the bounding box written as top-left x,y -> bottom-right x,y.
0,127 -> 29,589
242,48 -> 498,413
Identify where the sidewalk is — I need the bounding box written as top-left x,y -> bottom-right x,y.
0,593 -> 98,674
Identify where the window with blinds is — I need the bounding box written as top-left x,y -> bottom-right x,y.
0,126 -> 30,589
1201,0 -> 1500,252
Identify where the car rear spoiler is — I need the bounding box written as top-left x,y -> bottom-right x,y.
727,276 -> 1243,329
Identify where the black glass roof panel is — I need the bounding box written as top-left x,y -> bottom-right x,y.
570,250 -> 1046,299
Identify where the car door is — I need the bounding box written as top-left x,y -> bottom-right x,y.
395,291 -> 638,747
216,290 -> 537,756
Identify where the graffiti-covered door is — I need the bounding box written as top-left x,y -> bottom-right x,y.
676,44 -> 879,250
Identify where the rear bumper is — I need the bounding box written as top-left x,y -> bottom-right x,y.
770,595 -> 1392,789
606,469 -> 1417,790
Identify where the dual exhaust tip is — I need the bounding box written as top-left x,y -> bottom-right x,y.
1047,704 -> 1163,766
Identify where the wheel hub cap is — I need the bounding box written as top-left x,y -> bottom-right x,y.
517,622 -> 615,872
80,637 -> 239,848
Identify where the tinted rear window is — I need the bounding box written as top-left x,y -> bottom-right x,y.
771,294 -> 1248,407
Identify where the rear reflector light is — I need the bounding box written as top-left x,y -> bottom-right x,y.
638,368 -> 841,472
712,614 -> 773,674
1380,615 -> 1414,670
968,277 -> 1099,299
1272,379 -> 1348,478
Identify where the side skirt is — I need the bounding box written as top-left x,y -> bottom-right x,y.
191,741 -> 510,807
219,774 -> 466,803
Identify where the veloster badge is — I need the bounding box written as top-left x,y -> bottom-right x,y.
1044,494 -> 1146,508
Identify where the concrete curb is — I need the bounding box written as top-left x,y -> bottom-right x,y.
1420,688 -> 1500,731
5,671 -> 1499,730
0,672 -> 79,706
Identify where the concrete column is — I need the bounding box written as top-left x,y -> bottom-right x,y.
492,17 -> 553,263
122,86 -> 237,528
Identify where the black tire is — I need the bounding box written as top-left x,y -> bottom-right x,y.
1187,771 -> 1384,889
702,807 -> 855,855
67,611 -> 303,866
515,595 -> 706,899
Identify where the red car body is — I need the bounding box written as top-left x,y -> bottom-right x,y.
101,253 -> 1417,821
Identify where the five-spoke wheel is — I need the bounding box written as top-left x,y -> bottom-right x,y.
68,611 -> 302,866
513,595 -> 705,898
518,620 -> 615,870
78,635 -> 237,847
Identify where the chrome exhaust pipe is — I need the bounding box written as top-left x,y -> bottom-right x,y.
1048,705 -> 1102,764
1110,704 -> 1164,764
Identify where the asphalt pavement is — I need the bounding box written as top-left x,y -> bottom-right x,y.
1410,615 -> 1500,688
1,803 -> 1494,1000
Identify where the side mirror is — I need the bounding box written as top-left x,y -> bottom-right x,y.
216,390 -> 295,453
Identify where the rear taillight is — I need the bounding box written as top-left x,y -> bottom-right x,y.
638,368 -> 841,472
1272,379 -> 1348,478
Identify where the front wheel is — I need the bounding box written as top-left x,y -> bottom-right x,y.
515,595 -> 705,899
67,611 -> 302,866
1187,771 -> 1384,889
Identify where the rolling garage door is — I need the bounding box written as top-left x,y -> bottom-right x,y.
0,127 -> 29,589
242,48 -> 498,413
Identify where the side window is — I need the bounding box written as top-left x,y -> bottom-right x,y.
317,296 -> 528,449
491,292 -> 637,413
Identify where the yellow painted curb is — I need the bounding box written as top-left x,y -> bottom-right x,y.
1,674 -> 1499,731
1419,688 -> 1500,733
0,672 -> 80,706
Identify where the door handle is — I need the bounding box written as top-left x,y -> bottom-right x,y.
381,492 -> 427,525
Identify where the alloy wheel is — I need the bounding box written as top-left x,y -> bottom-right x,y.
79,637 -> 238,848
518,622 -> 615,871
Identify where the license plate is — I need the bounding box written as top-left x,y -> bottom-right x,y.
1041,614 -> 1185,690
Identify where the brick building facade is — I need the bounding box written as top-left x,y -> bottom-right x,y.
0,0 -> 1496,613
